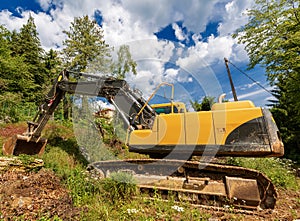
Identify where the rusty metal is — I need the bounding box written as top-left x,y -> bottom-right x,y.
225,176 -> 260,207
88,159 -> 277,210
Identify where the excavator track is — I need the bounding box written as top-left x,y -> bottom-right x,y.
88,159 -> 277,210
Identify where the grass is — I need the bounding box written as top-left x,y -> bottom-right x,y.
1,120 -> 299,220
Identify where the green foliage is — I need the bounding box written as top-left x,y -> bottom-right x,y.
233,0 -> 300,78
43,121 -> 88,168
10,15 -> 48,102
37,216 -> 62,221
233,0 -> 300,162
66,167 -> 102,206
190,96 -> 215,111
0,24 -> 38,102
111,45 -> 137,79
101,172 -> 137,203
0,95 -> 38,123
62,15 -> 112,73
72,114 -> 117,162
44,49 -> 63,85
227,157 -> 299,190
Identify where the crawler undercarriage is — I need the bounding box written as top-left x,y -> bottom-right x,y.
89,159 -> 277,210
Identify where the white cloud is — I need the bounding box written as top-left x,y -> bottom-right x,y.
0,0 -> 269,104
0,10 -> 27,31
177,35 -> 234,69
172,23 -> 186,41
0,0 -> 252,57
37,0 -> 52,11
164,68 -> 179,82
237,82 -> 259,91
218,0 -> 254,36
119,0 -> 222,34
232,86 -> 273,105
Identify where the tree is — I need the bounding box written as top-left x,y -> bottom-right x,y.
0,25 -> 35,99
10,15 -> 47,102
0,25 -> 39,121
45,49 -> 62,73
62,15 -> 112,73
44,49 -> 62,84
111,45 -> 137,79
190,96 -> 215,111
233,0 -> 300,160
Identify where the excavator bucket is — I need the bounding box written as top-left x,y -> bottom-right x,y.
2,134 -> 47,156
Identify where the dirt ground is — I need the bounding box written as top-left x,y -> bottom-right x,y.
0,169 -> 83,220
0,168 -> 299,220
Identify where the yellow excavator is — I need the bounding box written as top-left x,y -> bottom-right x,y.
2,70 -> 284,210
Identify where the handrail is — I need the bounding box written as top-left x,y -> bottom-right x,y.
134,82 -> 174,121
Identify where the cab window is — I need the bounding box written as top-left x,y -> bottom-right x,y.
153,106 -> 178,114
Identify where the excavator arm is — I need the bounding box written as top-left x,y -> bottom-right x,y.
3,70 -> 156,156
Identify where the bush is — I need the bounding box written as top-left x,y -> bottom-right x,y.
0,93 -> 38,123
101,171 -> 137,204
66,167 -> 102,206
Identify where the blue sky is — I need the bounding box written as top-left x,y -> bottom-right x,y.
0,0 -> 274,108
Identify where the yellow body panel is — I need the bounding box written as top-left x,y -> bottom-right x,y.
129,100 -> 264,146
129,118 -> 158,144
211,100 -> 255,111
213,107 -> 263,144
157,113 -> 185,145
185,112 -> 215,145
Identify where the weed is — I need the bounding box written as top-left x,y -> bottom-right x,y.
101,171 -> 137,204
291,209 -> 297,220
65,167 -> 102,206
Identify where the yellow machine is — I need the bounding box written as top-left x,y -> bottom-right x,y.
129,100 -> 283,158
2,70 -> 284,210
3,70 -> 283,158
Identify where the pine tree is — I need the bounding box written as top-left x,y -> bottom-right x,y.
62,15 -> 112,73
44,49 -> 62,83
190,96 -> 215,111
10,15 -> 47,102
0,25 -> 34,98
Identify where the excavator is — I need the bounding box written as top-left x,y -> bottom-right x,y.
2,69 -> 284,210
